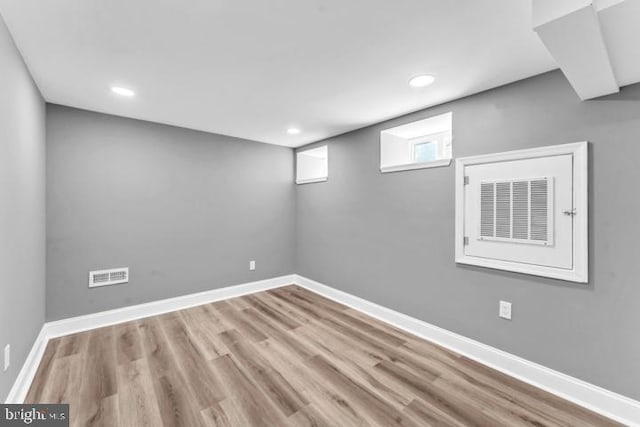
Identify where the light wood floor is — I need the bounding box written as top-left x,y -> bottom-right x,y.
26,285 -> 619,427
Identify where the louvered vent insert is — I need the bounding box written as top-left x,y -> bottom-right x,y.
89,267 -> 129,288
479,177 -> 554,245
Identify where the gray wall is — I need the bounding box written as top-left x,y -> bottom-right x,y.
46,105 -> 295,320
295,70 -> 640,400
0,15 -> 46,401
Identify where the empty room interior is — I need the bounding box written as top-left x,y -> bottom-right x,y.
1,0 -> 640,426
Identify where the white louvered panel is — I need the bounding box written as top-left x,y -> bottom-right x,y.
480,182 -> 495,238
92,272 -> 110,283
530,179 -> 549,241
460,147 -> 582,279
478,177 -> 553,246
110,270 -> 127,282
89,267 -> 129,288
495,182 -> 512,238
512,181 -> 529,240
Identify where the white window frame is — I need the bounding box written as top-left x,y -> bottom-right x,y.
296,145 -> 328,185
409,131 -> 451,164
454,141 -> 588,283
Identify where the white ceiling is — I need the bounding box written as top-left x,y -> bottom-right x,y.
0,0 -> 558,147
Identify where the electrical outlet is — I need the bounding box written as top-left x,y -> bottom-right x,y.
249,260 -> 256,271
499,301 -> 512,320
4,344 -> 9,372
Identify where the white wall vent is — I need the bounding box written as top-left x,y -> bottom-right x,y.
89,267 -> 129,288
479,177 -> 554,246
455,142 -> 588,283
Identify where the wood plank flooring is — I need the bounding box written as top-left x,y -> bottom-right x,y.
26,285 -> 620,427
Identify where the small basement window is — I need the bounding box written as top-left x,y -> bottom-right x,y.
380,112 -> 452,173
296,145 -> 328,184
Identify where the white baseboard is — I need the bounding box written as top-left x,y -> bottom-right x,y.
6,273 -> 639,426
293,274 -> 640,426
5,274 -> 296,404
45,274 -> 296,339
4,326 -> 49,405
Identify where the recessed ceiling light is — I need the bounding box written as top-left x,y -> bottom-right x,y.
409,74 -> 435,88
287,128 -> 301,135
111,86 -> 135,97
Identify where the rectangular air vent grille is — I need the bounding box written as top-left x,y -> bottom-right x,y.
89,267 -> 129,288
479,177 -> 553,246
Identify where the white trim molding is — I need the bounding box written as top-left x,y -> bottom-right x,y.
45,275 -> 296,339
4,327 -> 49,405
455,141 -> 589,283
295,177 -> 328,185
380,158 -> 452,173
6,273 -> 640,426
294,274 -> 640,426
